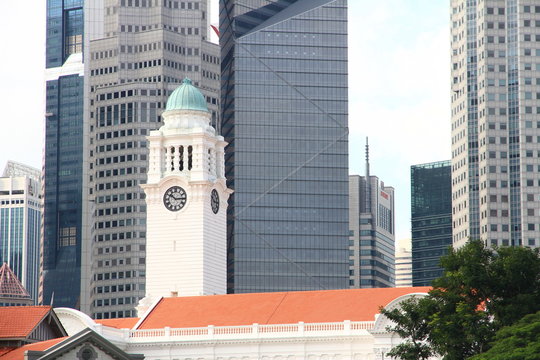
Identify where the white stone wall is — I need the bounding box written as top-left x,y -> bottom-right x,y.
144,179 -> 228,297
143,106 -> 230,298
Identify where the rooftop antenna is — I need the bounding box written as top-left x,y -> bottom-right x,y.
365,137 -> 372,212
365,137 -> 370,178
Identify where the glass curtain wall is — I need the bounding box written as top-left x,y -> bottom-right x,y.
220,0 -> 350,293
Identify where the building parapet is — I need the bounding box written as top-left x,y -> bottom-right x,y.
95,320 -> 376,343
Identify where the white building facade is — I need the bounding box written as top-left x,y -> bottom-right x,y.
395,239 -> 412,288
451,0 -> 540,248
141,78 -> 231,299
56,287 -> 440,360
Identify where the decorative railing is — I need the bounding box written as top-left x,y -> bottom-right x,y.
93,321 -> 375,343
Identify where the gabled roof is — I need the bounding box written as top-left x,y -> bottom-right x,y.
0,263 -> 31,299
95,318 -> 139,329
0,307 -> 52,339
16,328 -> 144,360
0,338 -> 65,360
137,287 -> 431,329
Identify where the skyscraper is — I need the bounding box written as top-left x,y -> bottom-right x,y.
220,0 -> 350,293
1,162 -> 41,304
88,1 -> 219,319
451,1 -> 540,248
43,0 -> 220,318
411,161 -> 452,286
348,144 -> 395,288
42,0 -> 90,311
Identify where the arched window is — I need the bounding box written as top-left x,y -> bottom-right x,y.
208,149 -> 212,173
179,146 -> 184,171
188,146 -> 193,170
77,346 -> 97,360
170,146 -> 175,171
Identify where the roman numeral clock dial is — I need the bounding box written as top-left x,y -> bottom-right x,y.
163,186 -> 187,211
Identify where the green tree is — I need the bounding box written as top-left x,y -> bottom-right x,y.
486,246 -> 540,328
469,311 -> 540,360
427,240 -> 494,359
380,296 -> 437,360
382,240 -> 540,360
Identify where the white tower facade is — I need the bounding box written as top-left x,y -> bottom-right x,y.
142,79 -> 231,300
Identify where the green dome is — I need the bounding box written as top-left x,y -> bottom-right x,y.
165,78 -> 209,112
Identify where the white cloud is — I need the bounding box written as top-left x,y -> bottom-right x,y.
348,1 -> 450,240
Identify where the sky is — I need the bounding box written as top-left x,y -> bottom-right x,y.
0,0 -> 450,242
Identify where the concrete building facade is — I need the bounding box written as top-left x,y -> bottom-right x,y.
395,239 -> 412,288
348,144 -> 395,288
87,0 -> 220,319
451,0 -> 540,248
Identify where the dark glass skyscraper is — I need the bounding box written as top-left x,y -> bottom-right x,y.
410,161 -> 452,286
42,0 -> 88,310
220,0 -> 349,293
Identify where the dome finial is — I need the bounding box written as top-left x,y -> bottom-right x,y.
183,78 -> 192,85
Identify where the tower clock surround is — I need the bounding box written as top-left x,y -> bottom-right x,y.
139,79 -> 232,311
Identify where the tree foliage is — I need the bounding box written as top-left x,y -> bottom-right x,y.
469,311 -> 540,360
383,240 -> 540,360
380,296 -> 436,360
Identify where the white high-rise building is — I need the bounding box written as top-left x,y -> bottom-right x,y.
395,239 -> 412,288
142,79 -> 231,300
451,1 -> 540,248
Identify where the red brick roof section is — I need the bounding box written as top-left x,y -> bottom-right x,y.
0,349 -> 14,357
138,287 -> 431,329
0,337 -> 66,360
95,318 -> 139,329
0,306 -> 51,339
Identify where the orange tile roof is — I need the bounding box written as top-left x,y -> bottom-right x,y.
0,337 -> 66,360
138,287 -> 431,329
0,306 -> 51,339
96,318 -> 139,329
0,349 -> 14,357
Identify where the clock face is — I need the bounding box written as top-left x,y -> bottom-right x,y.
163,186 -> 187,211
211,189 -> 220,214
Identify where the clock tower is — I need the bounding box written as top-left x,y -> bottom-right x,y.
141,78 -> 232,300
